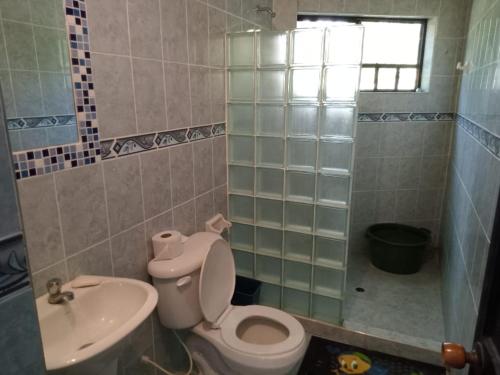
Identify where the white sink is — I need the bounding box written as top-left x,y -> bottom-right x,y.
36,276 -> 158,374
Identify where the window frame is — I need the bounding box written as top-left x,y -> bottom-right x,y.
297,15 -> 428,92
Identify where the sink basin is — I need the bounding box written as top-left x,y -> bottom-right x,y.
36,276 -> 158,374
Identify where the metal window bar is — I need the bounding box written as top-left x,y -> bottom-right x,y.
297,15 -> 428,92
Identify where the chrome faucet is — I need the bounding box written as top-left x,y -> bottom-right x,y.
47,278 -> 74,304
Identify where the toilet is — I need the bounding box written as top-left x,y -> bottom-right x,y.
148,231 -> 308,375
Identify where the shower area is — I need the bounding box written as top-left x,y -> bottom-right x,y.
226,26 -> 363,325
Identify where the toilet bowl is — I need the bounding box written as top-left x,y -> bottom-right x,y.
148,231 -> 307,375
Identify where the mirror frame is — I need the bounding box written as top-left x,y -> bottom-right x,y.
10,0 -> 100,180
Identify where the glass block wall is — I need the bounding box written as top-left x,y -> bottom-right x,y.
226,26 -> 363,324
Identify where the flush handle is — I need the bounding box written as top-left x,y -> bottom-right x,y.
176,276 -> 192,288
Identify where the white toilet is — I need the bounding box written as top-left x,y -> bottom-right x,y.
148,231 -> 308,375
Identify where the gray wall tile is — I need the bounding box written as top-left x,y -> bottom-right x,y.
213,135 -> 227,186
208,8 -> 226,67
161,0 -> 188,63
190,65 -> 210,126
55,164 -> 108,256
132,58 -> 167,133
103,155 -> 144,235
140,149 -> 172,219
86,0 -> 130,55
169,143 -> 194,205
187,0 -> 209,65
92,53 -> 137,138
111,224 -> 148,281
165,63 -> 191,129
193,138 -> 213,195
66,240 -> 113,280
195,191 -> 214,231
17,175 -> 64,272
128,0 -> 162,59
173,200 -> 196,235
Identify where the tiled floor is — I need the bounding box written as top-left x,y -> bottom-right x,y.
343,251 -> 445,352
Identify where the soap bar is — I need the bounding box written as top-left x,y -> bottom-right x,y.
71,275 -> 103,288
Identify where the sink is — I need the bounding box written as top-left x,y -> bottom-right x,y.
36,276 -> 158,374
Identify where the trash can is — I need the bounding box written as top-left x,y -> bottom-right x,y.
366,223 -> 431,275
231,276 -> 261,306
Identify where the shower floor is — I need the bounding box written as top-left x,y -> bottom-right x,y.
343,251 -> 445,352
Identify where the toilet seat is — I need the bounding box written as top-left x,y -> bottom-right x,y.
220,305 -> 305,356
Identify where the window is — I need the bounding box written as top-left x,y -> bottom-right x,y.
297,16 -> 427,92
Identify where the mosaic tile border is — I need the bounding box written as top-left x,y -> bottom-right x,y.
12,0 -> 100,180
358,112 -> 455,122
101,123 -> 226,160
7,115 -> 77,130
456,114 -> 500,158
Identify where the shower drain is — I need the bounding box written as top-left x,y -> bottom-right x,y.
78,342 -> 94,351
355,287 -> 365,293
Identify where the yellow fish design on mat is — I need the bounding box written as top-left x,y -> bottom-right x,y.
337,352 -> 372,374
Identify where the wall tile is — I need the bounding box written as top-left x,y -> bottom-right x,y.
395,189 -> 419,221
397,157 -> 421,189
343,0 -> 370,13
209,7 -> 226,67
375,190 -> 396,221
298,0 -> 320,12
92,53 -> 137,138
423,122 -> 452,155
17,175 -> 63,272
213,136 -> 227,186
415,0 -> 441,16
356,124 -> 380,157
3,21 -> 36,70
226,0 -> 242,16
165,63 -> 191,129
132,58 -> 167,133
0,0 -> 31,22
66,240 -> 113,280
187,0 -> 209,65
438,0 -> 468,38
376,157 -> 399,189
210,68 -> 225,123
193,138 -> 214,195
392,0 -> 416,14
173,200 -> 196,235
111,224 -> 148,281
34,27 -> 68,72
420,156 -> 447,189
169,143 -> 194,205
103,155 -> 144,235
40,73 -> 74,115
352,191 -> 376,223
369,0 -> 392,14
140,148 -> 172,219
189,65 -> 210,126
195,191 -> 215,231
11,71 -> 43,117
416,189 -> 443,220
86,0 -> 130,55
161,0 -> 188,63
128,0 -> 162,59
353,157 -> 378,191
319,0 -> 344,12
214,184 -> 228,216
29,0 -> 66,28
55,164 -> 108,256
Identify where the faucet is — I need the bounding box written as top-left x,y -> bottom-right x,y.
47,278 -> 74,304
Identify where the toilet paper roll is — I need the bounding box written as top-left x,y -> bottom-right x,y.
152,230 -> 183,260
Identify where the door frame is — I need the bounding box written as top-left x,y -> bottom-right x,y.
472,186 -> 500,373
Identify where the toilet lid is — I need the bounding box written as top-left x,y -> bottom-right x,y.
199,239 -> 235,323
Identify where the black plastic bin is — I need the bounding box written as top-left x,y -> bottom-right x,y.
366,223 -> 431,275
231,276 -> 261,306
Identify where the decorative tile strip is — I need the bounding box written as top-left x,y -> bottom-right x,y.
12,0 -> 100,180
101,123 -> 226,160
358,112 -> 455,122
7,115 -> 77,130
456,114 -> 500,158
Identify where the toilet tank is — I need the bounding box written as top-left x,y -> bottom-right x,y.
152,269 -> 203,329
148,232 -> 222,329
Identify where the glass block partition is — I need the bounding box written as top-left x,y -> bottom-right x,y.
226,26 -> 363,325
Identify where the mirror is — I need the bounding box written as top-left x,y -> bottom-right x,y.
0,0 -> 77,152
